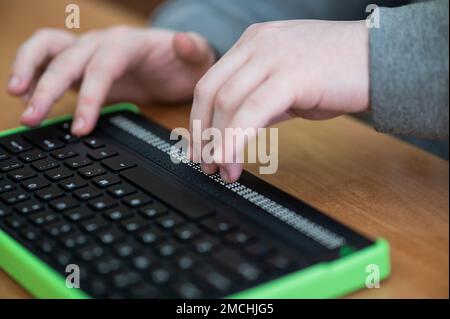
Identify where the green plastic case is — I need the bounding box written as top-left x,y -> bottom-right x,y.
0,103 -> 391,298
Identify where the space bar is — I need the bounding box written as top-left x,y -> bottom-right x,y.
120,166 -> 213,220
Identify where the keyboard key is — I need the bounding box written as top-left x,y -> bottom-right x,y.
77,244 -> 104,262
113,269 -> 140,289
60,232 -> 89,249
20,226 -> 41,241
132,252 -> 155,270
155,213 -> 185,230
139,202 -> 168,219
137,227 -> 165,244
174,225 -> 201,241
0,137 -> 32,153
64,208 -> 95,222
120,216 -> 148,232
14,200 -> 44,215
214,249 -> 261,281
44,167 -> 73,181
51,148 -> 78,160
35,186 -> 64,201
8,168 -> 36,181
5,215 -> 26,229
155,239 -> 178,257
151,267 -> 172,285
49,196 -> 79,211
192,235 -> 219,254
59,122 -> 71,131
103,208 -> 133,221
102,156 -> 136,172
73,186 -> 102,201
0,151 -> 10,161
1,190 -> 29,204
22,177 -> 50,191
195,267 -> 232,293
201,216 -> 236,234
23,130 -> 64,151
97,227 -> 125,245
64,156 -> 92,169
0,180 -> 16,193
95,256 -> 123,275
59,133 -> 79,144
130,284 -> 158,299
123,193 -> 152,208
84,137 -> 104,149
1,159 -> 23,172
244,243 -> 274,259
0,207 -> 12,218
31,158 -> 59,171
174,253 -> 198,271
115,240 -> 139,257
44,221 -> 73,237
19,150 -> 46,162
171,281 -> 203,299
92,175 -> 120,188
121,166 -> 214,220
265,254 -> 293,271
107,183 -> 135,198
59,176 -> 87,191
55,250 -> 72,267
78,164 -> 106,178
37,238 -> 57,254
225,230 -> 255,247
80,216 -> 109,233
87,147 -> 117,160
88,195 -> 117,211
29,211 -> 59,226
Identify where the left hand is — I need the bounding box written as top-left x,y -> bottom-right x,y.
190,20 -> 370,182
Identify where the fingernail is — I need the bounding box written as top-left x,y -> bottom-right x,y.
8,75 -> 20,88
72,117 -> 85,134
220,169 -> 229,183
21,104 -> 34,118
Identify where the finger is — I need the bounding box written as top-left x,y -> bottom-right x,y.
72,46 -> 130,136
190,50 -> 249,168
211,60 -> 268,143
173,32 -> 215,65
218,76 -> 295,182
8,29 -> 75,96
21,38 -> 99,127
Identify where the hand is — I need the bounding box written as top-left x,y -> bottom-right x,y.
7,26 -> 215,136
190,20 -> 369,182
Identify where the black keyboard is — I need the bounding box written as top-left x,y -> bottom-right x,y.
0,107 -> 376,298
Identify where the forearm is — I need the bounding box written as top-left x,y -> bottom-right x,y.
370,0 -> 449,139
151,0 -> 402,56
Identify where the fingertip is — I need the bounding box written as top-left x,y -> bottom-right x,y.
173,32 -> 208,64
7,75 -> 28,95
201,163 -> 218,175
20,104 -> 41,127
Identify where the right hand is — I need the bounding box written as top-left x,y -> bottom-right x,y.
7,26 -> 216,136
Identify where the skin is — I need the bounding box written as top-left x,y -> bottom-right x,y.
8,20 -> 369,184
190,20 -> 370,182
7,26 -> 216,136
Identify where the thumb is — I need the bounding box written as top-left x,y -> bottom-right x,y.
173,32 -> 214,65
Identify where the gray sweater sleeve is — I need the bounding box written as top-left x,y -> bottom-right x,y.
370,0 -> 449,139
151,0 -> 398,56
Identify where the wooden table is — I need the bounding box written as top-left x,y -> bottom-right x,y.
0,0 -> 448,299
